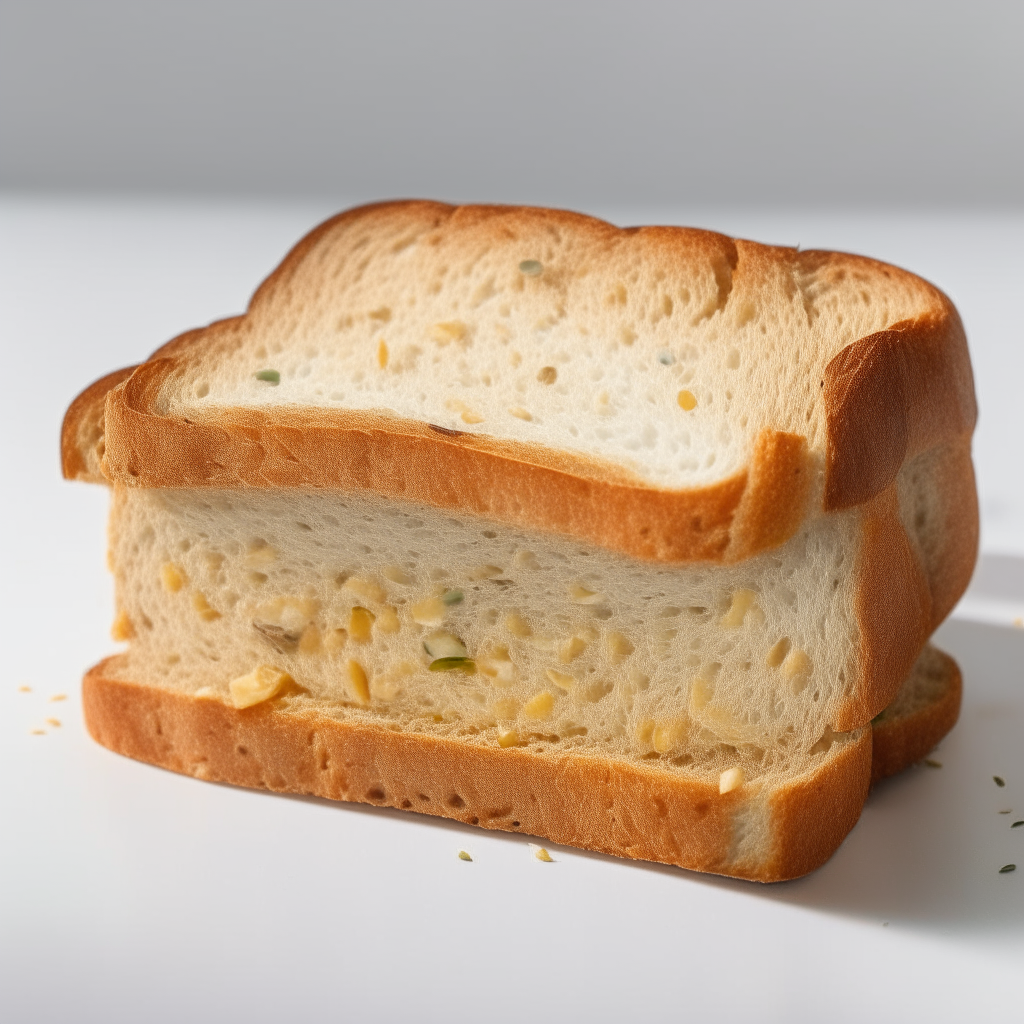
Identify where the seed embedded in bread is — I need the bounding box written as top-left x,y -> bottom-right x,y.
229,664 -> 292,709
719,767 -> 744,794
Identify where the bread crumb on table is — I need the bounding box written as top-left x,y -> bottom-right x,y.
18,686 -> 31,693
46,718 -> 61,728
30,729 -> 45,736
530,844 -> 554,862
457,850 -> 472,861
49,694 -> 67,702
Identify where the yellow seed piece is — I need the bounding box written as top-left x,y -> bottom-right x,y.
229,664 -> 292,709
256,596 -> 319,632
349,606 -> 375,641
458,850 -> 472,861
346,659 -> 371,704
545,669 -> 575,691
606,631 -> 634,664
377,339 -> 389,368
497,729 -> 519,748
431,320 -> 468,345
689,675 -> 714,712
368,306 -> 392,322
411,596 -> 445,626
569,584 -> 604,605
471,564 -> 504,580
46,718 -> 61,728
782,648 -> 812,693
721,589 -> 759,628
192,592 -> 222,622
244,542 -> 277,567
508,406 -> 533,421
652,718 -> 687,754
111,610 -> 135,641
383,565 -> 413,585
161,562 -> 186,592
477,647 -> 515,686
505,612 -> 532,638
559,636 -> 587,663
677,389 -> 697,411
719,767 -> 745,794
766,637 -> 792,668
522,691 -> 555,720
531,845 -> 554,862
344,577 -> 387,604
537,365 -> 557,384
298,624 -> 322,654
376,606 -> 401,634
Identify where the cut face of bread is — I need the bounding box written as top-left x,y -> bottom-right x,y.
83,634 -> 960,882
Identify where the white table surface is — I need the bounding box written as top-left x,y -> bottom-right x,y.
2,197 -> 1023,1023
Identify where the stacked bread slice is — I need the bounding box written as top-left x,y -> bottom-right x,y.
63,202 -> 977,880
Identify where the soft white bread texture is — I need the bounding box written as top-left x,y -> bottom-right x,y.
61,201 -> 978,880
83,644 -> 960,882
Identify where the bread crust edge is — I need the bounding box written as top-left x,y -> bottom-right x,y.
82,657 -> 871,883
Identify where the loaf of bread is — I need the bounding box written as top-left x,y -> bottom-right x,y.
62,201 -> 978,880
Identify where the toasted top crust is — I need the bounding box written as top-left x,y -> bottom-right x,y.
62,201 -> 976,563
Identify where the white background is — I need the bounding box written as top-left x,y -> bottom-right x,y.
2,2 -> 1023,1020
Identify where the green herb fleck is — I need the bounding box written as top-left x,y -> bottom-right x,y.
994,775 -> 1006,787
429,657 -> 476,674
1012,821 -> 1024,829
255,369 -> 281,384
519,259 -> 543,276
441,589 -> 464,605
458,850 -> 472,862
999,864 -> 1016,874
924,759 -> 942,769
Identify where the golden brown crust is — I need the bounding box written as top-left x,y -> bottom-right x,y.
920,438 -> 979,630
69,200 -> 972,567
765,729 -> 872,879
82,658 -> 871,882
60,365 -> 138,482
101,356 -> 812,565
833,485 -> 933,732
822,306 -> 976,511
870,649 -> 962,784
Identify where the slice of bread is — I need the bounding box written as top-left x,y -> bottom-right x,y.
65,201 -> 976,561
81,643 -> 959,882
870,642 -> 961,783
61,203 -> 978,734
60,203 -> 976,881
